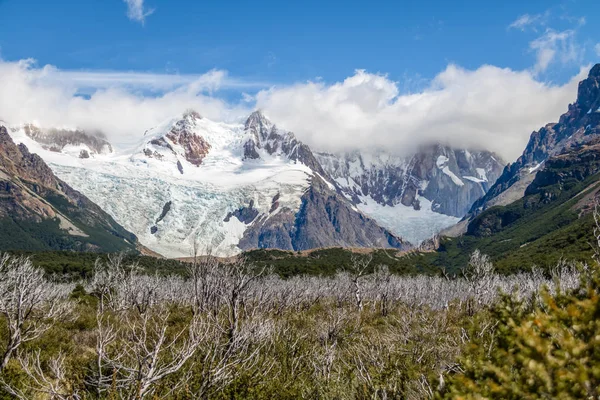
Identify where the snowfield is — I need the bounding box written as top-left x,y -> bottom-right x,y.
357,196 -> 460,245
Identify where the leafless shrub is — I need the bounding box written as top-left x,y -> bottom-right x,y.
1,350 -> 80,400
0,254 -> 74,370
92,304 -> 207,399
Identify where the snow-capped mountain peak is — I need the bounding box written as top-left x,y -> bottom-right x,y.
6,109 -> 505,255
139,110 -> 212,173
7,111 -> 412,257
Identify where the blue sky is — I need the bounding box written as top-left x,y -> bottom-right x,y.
0,0 -> 598,159
0,0 -> 597,86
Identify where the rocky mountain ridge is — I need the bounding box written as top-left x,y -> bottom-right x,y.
470,63 -> 600,216
317,145 -> 503,218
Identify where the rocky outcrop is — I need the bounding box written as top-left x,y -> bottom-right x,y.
237,176 -> 409,252
467,139 -> 600,238
142,110 -> 211,171
243,111 -> 329,177
0,126 -> 137,252
165,111 -> 211,166
470,63 -> 600,215
525,140 -> 600,198
150,201 -> 172,235
224,200 -> 260,224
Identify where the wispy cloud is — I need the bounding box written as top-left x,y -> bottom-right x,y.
123,0 -> 154,24
43,69 -> 271,93
508,12 -> 548,32
0,60 -> 265,146
529,29 -> 581,74
595,43 -> 600,57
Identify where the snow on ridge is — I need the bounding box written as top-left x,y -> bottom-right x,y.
436,155 -> 449,168
442,166 -> 464,186
462,176 -> 486,183
528,162 -> 543,174
435,154 -> 464,187
475,168 -> 488,182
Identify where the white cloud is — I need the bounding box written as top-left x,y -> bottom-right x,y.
508,13 -> 546,31
529,29 -> 581,74
0,59 -> 588,161
0,59 -> 252,147
123,0 -> 154,24
595,43 -> 600,57
256,65 -> 586,161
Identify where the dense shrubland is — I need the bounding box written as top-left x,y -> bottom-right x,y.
0,243 -> 593,399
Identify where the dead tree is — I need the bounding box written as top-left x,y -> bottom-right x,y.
93,304 -> 207,399
217,257 -> 266,345
462,250 -> 495,314
0,254 -> 73,371
186,246 -> 221,315
347,254 -> 373,311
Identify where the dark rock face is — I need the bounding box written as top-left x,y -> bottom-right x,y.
471,63 -> 600,215
317,145 -> 504,218
0,126 -> 137,252
525,140 -> 600,197
22,124 -> 113,154
224,200 -> 260,224
156,201 -> 172,224
237,176 -> 409,251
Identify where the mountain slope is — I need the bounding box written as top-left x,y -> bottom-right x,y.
470,63 -> 600,216
0,126 -> 138,252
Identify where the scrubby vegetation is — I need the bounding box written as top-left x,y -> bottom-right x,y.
399,165 -> 600,276
0,243 -> 595,399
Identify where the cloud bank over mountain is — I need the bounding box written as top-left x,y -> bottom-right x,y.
0,58 -> 585,160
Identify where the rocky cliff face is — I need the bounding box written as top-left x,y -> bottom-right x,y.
317,145 -> 504,218
467,139 -> 600,238
0,126 -> 138,252
243,111 -> 328,176
142,110 -> 211,173
470,63 -> 600,215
